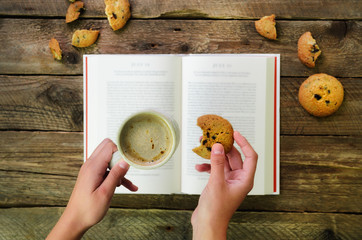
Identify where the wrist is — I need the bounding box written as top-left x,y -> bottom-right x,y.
192,220 -> 228,240
62,207 -> 90,236
47,207 -> 88,240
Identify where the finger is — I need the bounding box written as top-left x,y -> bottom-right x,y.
89,139 -> 118,172
195,163 -> 211,173
97,160 -> 130,198
224,153 -> 231,173
118,177 -> 138,192
84,140 -> 118,189
234,131 -> 258,178
88,138 -> 116,161
209,143 -> 226,185
226,146 -> 243,170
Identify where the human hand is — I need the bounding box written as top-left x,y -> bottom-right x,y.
191,131 -> 258,240
46,139 -> 138,240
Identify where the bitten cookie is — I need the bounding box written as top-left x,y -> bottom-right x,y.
193,115 -> 234,159
66,1 -> 84,23
49,38 -> 62,60
298,32 -> 322,68
299,73 -> 344,117
105,0 -> 131,31
255,14 -> 277,40
71,29 -> 100,48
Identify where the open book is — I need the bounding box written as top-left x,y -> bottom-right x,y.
84,54 -> 280,195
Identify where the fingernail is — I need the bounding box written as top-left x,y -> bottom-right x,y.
212,144 -> 224,155
119,160 -> 129,169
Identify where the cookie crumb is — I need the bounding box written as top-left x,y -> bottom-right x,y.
255,14 -> 277,40
66,1 -> 84,23
298,32 -> 322,68
49,38 -> 62,60
105,0 -> 131,31
71,29 -> 100,48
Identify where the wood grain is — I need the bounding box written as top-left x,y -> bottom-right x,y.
0,19 -> 361,77
281,77 -> 362,135
0,75 -> 83,131
1,131 -> 361,212
0,0 -> 361,20
1,0 -> 361,237
1,75 -> 360,135
0,207 -> 361,239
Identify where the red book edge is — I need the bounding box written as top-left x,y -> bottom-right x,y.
273,56 -> 277,193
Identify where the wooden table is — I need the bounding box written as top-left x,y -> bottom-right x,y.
0,1 -> 361,239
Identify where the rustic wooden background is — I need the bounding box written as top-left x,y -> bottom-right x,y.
0,0 -> 361,239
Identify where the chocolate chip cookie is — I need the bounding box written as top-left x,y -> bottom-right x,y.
105,0 -> 131,31
255,14 -> 277,40
298,32 -> 322,68
193,115 -> 234,159
71,29 -> 100,48
299,73 -> 344,117
66,1 -> 84,23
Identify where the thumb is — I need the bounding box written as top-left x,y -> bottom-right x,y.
209,143 -> 226,185
99,160 -> 130,199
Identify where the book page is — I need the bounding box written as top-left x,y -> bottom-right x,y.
181,55 -> 276,195
85,55 -> 182,194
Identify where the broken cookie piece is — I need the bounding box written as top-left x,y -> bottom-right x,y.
298,32 -> 322,68
105,0 -> 131,31
66,1 -> 84,23
49,38 -> 62,60
255,14 -> 277,40
192,115 -> 234,159
71,29 -> 100,48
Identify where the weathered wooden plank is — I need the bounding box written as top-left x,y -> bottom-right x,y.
281,77 -> 362,135
0,19 -> 361,77
228,211 -> 362,240
1,132 -> 361,213
1,75 -> 360,135
0,131 -> 83,177
0,0 -> 361,20
0,207 -> 361,239
0,75 -> 83,131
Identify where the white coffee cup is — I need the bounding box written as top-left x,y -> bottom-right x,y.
109,111 -> 180,170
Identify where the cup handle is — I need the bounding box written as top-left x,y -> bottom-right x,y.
109,150 -> 121,169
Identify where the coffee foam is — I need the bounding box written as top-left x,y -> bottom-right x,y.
119,113 -> 173,166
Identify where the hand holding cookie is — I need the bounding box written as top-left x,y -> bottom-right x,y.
192,131 -> 258,239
